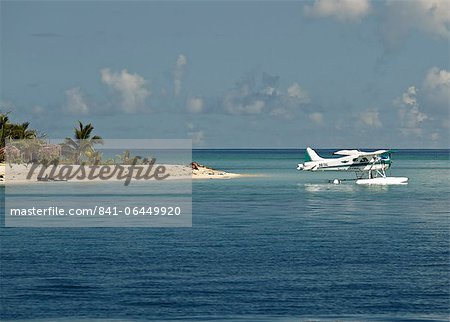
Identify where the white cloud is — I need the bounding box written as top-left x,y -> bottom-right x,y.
287,83 -> 310,103
220,72 -> 311,118
262,73 -> 280,96
382,0 -> 450,48
244,100 -> 266,114
359,108 -> 382,128
186,97 -> 204,113
402,86 -> 418,106
423,67 -> 450,106
309,112 -> 324,124
224,96 -> 265,115
187,123 -> 205,146
304,0 -> 371,22
303,1 -> 449,48
222,75 -> 267,115
395,86 -> 428,135
101,68 -> 150,113
271,83 -> 311,117
64,87 -> 89,115
174,54 -> 187,96
263,86 -> 277,96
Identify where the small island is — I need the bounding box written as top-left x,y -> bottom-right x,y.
0,113 -> 241,184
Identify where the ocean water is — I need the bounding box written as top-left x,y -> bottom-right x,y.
1,149 -> 449,321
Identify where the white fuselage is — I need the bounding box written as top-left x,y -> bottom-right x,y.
297,155 -> 390,172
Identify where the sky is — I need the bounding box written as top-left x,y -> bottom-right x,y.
1,0 -> 449,148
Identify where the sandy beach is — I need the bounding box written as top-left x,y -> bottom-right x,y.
0,162 -> 243,184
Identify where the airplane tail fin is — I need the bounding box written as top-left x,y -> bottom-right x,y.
305,147 -> 323,162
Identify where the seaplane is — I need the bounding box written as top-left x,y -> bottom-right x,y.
297,147 -> 408,185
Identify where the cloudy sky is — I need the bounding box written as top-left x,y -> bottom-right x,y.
1,0 -> 449,148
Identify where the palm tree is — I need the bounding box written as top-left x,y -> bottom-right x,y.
10,122 -> 37,140
63,121 -> 103,164
1,114 -> 38,142
0,113 -> 10,161
0,113 -> 43,162
0,113 -> 11,148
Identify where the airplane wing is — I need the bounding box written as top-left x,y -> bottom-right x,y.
358,150 -> 390,157
333,149 -> 361,156
333,149 -> 390,157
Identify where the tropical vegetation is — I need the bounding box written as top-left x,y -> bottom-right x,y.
1,112 -> 39,161
1,112 -> 104,164
62,121 -> 103,164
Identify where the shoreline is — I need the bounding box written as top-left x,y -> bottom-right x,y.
0,162 -> 250,185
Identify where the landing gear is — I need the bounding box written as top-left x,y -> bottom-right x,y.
368,168 -> 386,179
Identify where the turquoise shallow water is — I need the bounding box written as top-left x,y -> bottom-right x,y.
1,149 -> 449,321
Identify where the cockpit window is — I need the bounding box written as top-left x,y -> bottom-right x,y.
361,157 -> 368,162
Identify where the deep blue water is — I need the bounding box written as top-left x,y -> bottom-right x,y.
1,149 -> 449,321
